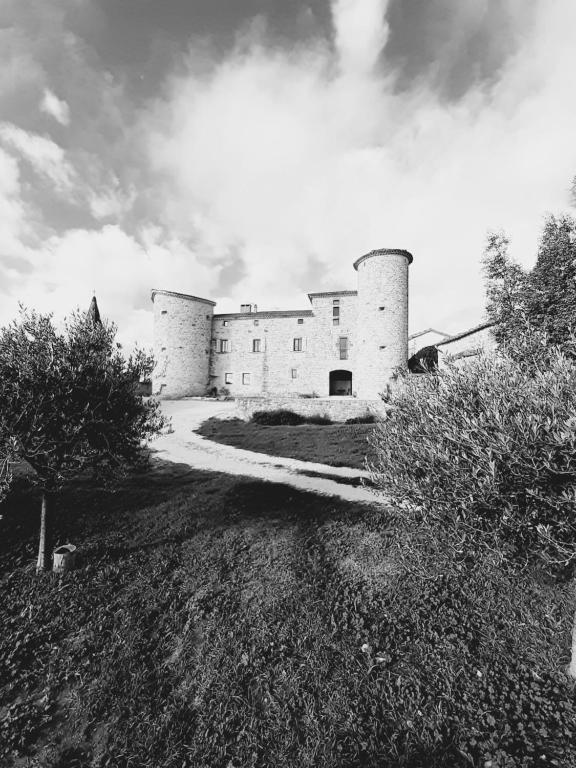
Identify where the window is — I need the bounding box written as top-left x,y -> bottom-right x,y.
339,337 -> 348,360
291,368 -> 298,379
252,338 -> 261,352
242,373 -> 251,385
161,310 -> 168,315
333,305 -> 340,318
297,318 -> 304,324
225,373 -> 233,384
333,317 -> 340,326
219,339 -> 230,353
333,298 -> 340,305
254,319 -> 259,326
222,320 -> 229,326
293,337 -> 302,352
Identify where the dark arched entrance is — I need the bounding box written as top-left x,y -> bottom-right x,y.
329,369 -> 352,396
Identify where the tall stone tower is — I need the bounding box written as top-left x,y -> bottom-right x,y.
354,248 -> 413,399
151,290 -> 215,398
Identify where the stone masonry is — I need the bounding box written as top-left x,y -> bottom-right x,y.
152,248 -> 413,401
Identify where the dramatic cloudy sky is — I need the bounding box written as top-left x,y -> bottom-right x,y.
1,0 -> 575,347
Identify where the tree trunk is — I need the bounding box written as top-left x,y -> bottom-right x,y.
36,492 -> 51,573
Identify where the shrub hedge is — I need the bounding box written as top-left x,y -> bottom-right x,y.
251,410 -> 334,426
369,346 -> 576,564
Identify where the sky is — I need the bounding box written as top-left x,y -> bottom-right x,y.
1,0 -> 575,348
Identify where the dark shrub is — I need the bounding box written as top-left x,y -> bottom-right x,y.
304,415 -> 333,425
345,414 -> 376,424
251,409 -> 305,426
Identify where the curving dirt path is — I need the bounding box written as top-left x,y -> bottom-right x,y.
151,399 -> 383,505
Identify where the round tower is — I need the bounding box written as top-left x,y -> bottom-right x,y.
151,290 -> 215,398
354,248 -> 413,400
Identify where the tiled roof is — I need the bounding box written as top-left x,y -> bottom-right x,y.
353,248 -> 413,270
307,290 -> 358,302
151,289 -> 216,306
214,309 -> 314,320
436,321 -> 496,346
408,328 -> 449,341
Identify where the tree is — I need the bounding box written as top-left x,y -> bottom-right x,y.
483,215 -> 576,354
482,231 -> 527,347
0,303 -> 167,572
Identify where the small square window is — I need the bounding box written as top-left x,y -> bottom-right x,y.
333,299 -> 340,305
225,373 -> 233,384
252,338 -> 261,352
222,320 -> 229,326
291,368 -> 298,379
242,373 -> 251,385
297,318 -> 304,324
293,337 -> 302,352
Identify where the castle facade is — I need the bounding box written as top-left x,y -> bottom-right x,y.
152,248 -> 413,400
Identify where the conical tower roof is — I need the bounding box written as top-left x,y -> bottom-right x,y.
88,295 -> 102,325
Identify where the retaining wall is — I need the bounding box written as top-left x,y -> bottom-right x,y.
236,396 -> 388,423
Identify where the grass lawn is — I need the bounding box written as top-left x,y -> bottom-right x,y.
1,464 -> 574,768
196,418 -> 377,469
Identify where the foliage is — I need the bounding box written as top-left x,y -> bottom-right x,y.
1,470 -> 573,767
369,340 -> 576,568
0,306 -> 167,570
304,414 -> 333,425
483,215 -> 576,353
408,345 -> 439,374
252,409 -> 307,426
345,414 -> 376,424
0,307 -> 166,494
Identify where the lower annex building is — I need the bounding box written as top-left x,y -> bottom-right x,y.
152,248 -> 413,400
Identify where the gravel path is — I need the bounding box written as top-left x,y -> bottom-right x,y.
151,399 -> 383,505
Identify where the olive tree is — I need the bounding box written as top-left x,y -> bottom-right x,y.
0,305 -> 166,571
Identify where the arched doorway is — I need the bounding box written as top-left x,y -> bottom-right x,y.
329,369 -> 352,396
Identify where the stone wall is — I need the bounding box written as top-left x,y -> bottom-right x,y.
437,324 -> 497,369
354,249 -> 411,399
152,248 -> 413,400
210,291 -> 359,398
235,395 -> 388,423
152,290 -> 215,398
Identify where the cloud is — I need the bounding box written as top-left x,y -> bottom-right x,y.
40,89 -> 70,125
2,0 -> 576,349
332,0 -> 390,75
0,122 -> 75,192
146,0 -> 576,332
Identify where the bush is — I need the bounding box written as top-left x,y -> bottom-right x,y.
251,409 -> 305,426
369,344 -> 576,563
304,415 -> 333,425
345,414 -> 376,424
251,410 -> 336,426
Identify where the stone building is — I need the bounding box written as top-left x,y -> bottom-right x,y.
152,248 -> 413,400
